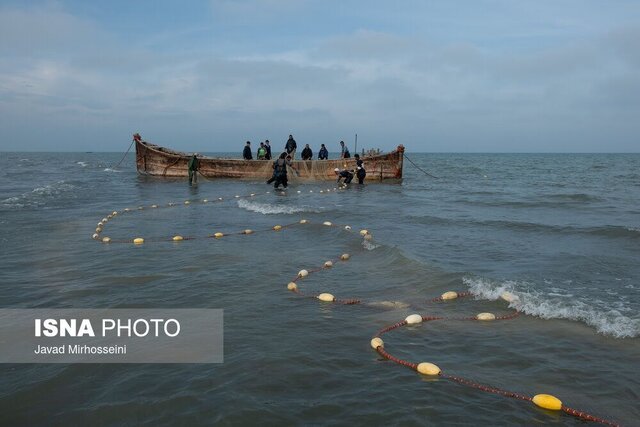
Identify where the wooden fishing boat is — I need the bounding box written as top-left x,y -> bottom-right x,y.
134,133 -> 404,182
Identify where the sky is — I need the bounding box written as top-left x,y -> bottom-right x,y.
0,0 -> 639,152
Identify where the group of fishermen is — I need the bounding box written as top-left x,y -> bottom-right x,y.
187,134 -> 366,187
241,135 -> 351,162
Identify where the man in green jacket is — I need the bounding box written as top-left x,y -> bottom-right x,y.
188,153 -> 199,185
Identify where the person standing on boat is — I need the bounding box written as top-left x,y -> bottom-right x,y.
265,140 -> 272,160
334,167 -> 354,185
285,135 -> 297,159
243,141 -> 253,160
339,141 -> 351,158
318,144 -> 328,160
188,153 -> 199,186
354,153 -> 366,184
257,142 -> 267,160
301,144 -> 313,160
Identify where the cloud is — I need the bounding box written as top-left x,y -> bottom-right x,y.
1,3 -> 639,152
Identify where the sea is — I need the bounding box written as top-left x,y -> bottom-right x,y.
0,151 -> 638,426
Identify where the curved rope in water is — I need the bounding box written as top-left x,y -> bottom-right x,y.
403,153 -> 439,179
110,137 -> 136,170
90,189 -> 621,426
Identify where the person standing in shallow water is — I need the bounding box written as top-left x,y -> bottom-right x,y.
272,152 -> 296,189
188,153 -> 199,186
354,153 -> 366,184
243,141 -> 252,160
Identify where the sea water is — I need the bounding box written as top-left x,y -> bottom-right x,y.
0,152 -> 638,426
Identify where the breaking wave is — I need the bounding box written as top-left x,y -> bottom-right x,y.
0,181 -> 77,210
363,239 -> 380,250
463,276 -> 639,339
237,199 -> 320,215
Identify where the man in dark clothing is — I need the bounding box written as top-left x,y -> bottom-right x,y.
339,140 -> 351,158
272,152 -> 296,189
318,144 -> 328,160
188,153 -> 199,186
301,144 -> 313,160
334,167 -> 354,184
318,144 -> 329,160
243,141 -> 252,160
285,134 -> 297,159
354,153 -> 366,184
265,140 -> 272,160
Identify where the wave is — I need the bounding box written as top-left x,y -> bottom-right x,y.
0,181 -> 77,210
463,276 -> 639,339
408,215 -> 640,239
76,161 -> 88,167
237,199 -> 320,215
545,193 -> 602,203
103,168 -> 122,173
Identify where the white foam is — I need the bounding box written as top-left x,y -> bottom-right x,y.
1,181 -> 76,209
103,168 -> 121,173
76,161 -> 88,167
237,199 -> 319,215
363,240 -> 379,250
367,301 -> 410,309
464,276 -> 639,339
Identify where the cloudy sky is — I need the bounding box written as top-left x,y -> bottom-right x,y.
1,0 -> 639,152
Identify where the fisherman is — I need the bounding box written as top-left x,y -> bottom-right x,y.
188,153 -> 199,186
285,134 -> 297,159
334,167 -> 354,185
243,141 -> 253,160
264,140 -> 272,160
301,143 -> 313,160
318,144 -> 328,160
354,153 -> 366,184
272,152 -> 296,189
257,142 -> 267,160
339,141 -> 351,158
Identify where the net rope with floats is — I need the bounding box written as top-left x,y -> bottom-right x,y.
90,188 -> 622,427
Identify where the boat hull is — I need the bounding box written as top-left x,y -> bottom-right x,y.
134,134 -> 404,182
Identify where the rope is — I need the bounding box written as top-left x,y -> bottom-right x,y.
90,188 -> 623,426
403,153 -> 439,179
197,170 -> 216,181
110,138 -> 136,169
371,312 -> 619,426
376,346 -> 418,370
562,406 -> 620,426
440,374 -> 533,402
162,155 -> 182,176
